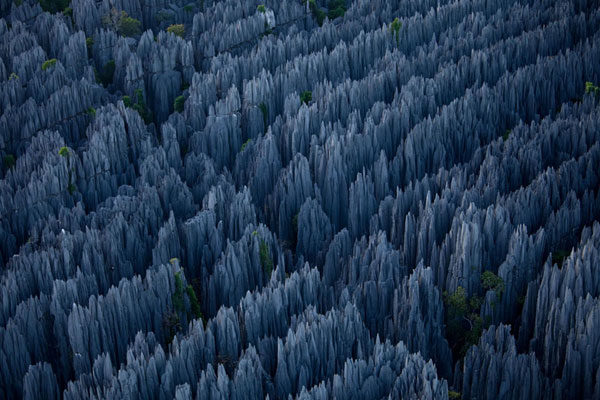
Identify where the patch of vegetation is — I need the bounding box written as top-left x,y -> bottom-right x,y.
183,3 -> 194,12
259,102 -> 268,130
327,0 -> 345,19
3,154 -> 16,170
174,95 -> 185,113
9,72 -> 19,80
67,182 -> 76,194
481,271 -> 505,299
172,269 -> 204,324
132,89 -> 152,123
444,271 -> 506,359
585,81 -> 599,96
259,240 -> 274,278
448,391 -> 462,400
103,9 -> 141,37
163,311 -> 181,344
444,286 -> 485,359
503,129 -> 511,141
39,0 -> 69,14
240,138 -> 252,152
257,4 -> 266,13
172,271 -> 185,313
181,82 -> 190,91
300,90 -> 312,105
166,24 -> 185,38
63,6 -> 72,18
96,59 -> 115,87
118,13 -> 141,37
87,107 -> 96,117
86,37 -> 94,50
389,17 -> 402,45
42,58 -> 57,71
123,89 -> 153,124
155,10 -> 174,23
186,284 -> 203,321
309,0 -> 326,26
261,22 -> 273,36
58,146 -> 69,157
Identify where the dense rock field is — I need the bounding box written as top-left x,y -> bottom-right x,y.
1,0 -> 600,398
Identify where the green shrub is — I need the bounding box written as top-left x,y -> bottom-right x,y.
444,273 -> 505,359
133,102 -> 152,124
3,154 -> 16,170
503,129 -> 511,141
258,102 -> 268,129
328,0 -> 345,8
260,19 -> 273,37
163,311 -> 181,344
327,6 -> 345,19
444,286 -> 485,359
86,37 -> 94,50
41,58 -> 57,71
118,13 -> 141,36
39,0 -> 69,14
300,90 -> 312,105
166,24 -> 185,38
183,3 -> 194,12
123,89 -> 153,124
240,138 -> 252,152
9,72 -> 19,80
154,10 -> 173,23
104,9 -> 141,37
446,287 -> 468,318
67,182 -> 76,194
257,4 -> 266,13
132,89 -> 153,124
87,107 -> 96,117
585,81 -> 599,96
481,271 -> 504,298
63,6 -> 72,18
259,240 -> 273,278
174,95 -> 185,113
58,146 -> 69,157
448,391 -> 462,400
97,60 -> 115,87
186,285 -> 203,320
327,0 -> 345,19
309,0 -> 326,26
390,17 -> 402,44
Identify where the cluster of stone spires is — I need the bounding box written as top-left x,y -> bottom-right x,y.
1,0 -> 600,398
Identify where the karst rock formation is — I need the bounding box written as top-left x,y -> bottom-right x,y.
1,0 -> 600,398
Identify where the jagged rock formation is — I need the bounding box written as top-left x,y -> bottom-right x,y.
1,0 -> 600,398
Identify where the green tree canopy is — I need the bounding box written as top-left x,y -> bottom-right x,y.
166,24 -> 185,38
39,0 -> 69,14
